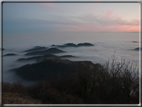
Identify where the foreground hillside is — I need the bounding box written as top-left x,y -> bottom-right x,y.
3,54 -> 139,104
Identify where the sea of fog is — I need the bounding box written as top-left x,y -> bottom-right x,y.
2,32 -> 140,85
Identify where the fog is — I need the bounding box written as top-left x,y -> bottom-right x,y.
2,32 -> 139,85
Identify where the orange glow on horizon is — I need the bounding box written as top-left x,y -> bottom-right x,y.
57,24 -> 139,32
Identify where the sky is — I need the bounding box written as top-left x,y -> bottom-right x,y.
3,2 -> 140,35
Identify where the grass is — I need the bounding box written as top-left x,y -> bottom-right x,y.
3,92 -> 41,104
2,55 -> 139,104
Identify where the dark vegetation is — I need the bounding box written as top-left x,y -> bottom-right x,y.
4,53 -> 17,56
52,42 -> 94,48
2,83 -> 42,104
3,55 -> 139,104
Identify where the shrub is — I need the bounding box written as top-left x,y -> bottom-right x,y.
3,82 -> 28,94
84,54 -> 139,104
28,79 -> 83,104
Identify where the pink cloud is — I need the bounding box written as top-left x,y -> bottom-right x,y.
68,3 -> 100,11
40,4 -> 139,33
78,10 -> 139,26
54,23 -> 139,32
52,9 -> 139,32
40,3 -> 57,9
103,10 -> 139,26
104,10 -> 113,19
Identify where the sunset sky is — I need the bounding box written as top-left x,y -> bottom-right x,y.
3,2 -> 140,35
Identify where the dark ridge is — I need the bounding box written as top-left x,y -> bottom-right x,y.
1,48 -> 5,50
60,55 -> 78,58
17,56 -> 42,61
25,48 -> 65,56
52,43 -> 76,48
132,41 -> 139,43
134,47 -> 142,51
63,43 -> 77,47
4,53 -> 17,56
43,54 -> 56,57
77,43 -> 94,46
17,54 -> 57,61
13,56 -> 102,81
14,60 -> 75,81
10,68 -> 18,71
52,42 -> 94,48
23,46 -> 47,52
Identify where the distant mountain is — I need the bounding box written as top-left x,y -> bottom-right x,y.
134,47 -> 142,51
17,54 -> 77,61
4,53 -> 17,56
52,42 -> 94,48
14,55 -> 101,81
23,46 -> 47,52
25,48 -> 65,56
132,41 -> 139,43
